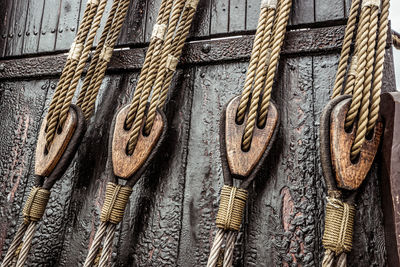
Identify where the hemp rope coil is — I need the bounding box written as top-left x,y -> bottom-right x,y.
207,0 -> 291,266
321,0 -> 390,266
83,1 -> 200,266
1,1 -> 131,266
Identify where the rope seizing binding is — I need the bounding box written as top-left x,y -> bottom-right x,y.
1,0 -> 131,266
83,1 -> 200,266
207,0 -> 292,266
320,0 -> 390,266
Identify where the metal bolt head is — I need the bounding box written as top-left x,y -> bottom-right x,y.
0,64 -> 6,72
201,44 -> 211,54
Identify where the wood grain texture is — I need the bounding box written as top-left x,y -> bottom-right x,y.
35,107 -> 77,177
55,0 -> 81,51
22,0 -> 45,55
112,105 -> 164,179
225,96 -> 278,178
330,98 -> 383,190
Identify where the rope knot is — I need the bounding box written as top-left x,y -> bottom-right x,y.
166,54 -> 179,71
361,0 -> 380,8
68,42 -> 84,61
100,46 -> 114,63
216,185 -> 248,231
185,0 -> 200,9
151,23 -> 167,40
322,197 -> 355,255
100,182 -> 132,224
261,0 -> 278,9
22,187 -> 50,224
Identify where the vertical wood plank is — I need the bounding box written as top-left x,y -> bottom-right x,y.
55,0 -> 81,51
210,0 -> 229,35
189,0 -> 211,37
244,56 -> 316,266
315,0 -> 345,22
5,0 -> 29,57
144,0 -> 162,42
246,0 -> 260,31
0,79 -> 50,261
289,0 -> 315,25
0,0 -> 15,57
117,0 -> 147,46
38,0 -> 62,53
229,0 -> 246,33
177,62 -> 246,266
23,0 -> 45,55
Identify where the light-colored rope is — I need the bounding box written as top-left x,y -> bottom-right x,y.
367,0 -> 390,133
331,0 -> 361,98
222,231 -> 237,267
1,224 -> 28,267
349,5 -> 379,159
257,0 -> 292,127
241,6 -> 276,151
15,222 -> 37,267
98,224 -> 116,267
84,222 -> 108,267
207,229 -> 225,267
393,32 -> 400,49
126,0 -> 186,154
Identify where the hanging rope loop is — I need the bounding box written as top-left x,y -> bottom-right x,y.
22,187 -> 51,224
100,183 -> 133,224
322,197 -> 355,255
216,185 -> 248,231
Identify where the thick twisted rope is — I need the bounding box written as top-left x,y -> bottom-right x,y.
126,0 -> 186,154
98,224 -> 116,267
0,224 -> 28,266
124,0 -> 174,130
80,0 -> 131,119
393,32 -> 400,49
15,222 -> 37,267
45,0 -> 106,149
241,6 -> 276,151
84,222 -> 108,267
258,0 -> 292,127
331,0 -> 361,98
349,4 -> 379,159
207,229 -> 225,267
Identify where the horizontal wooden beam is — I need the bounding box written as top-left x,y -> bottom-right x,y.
0,25 -> 348,80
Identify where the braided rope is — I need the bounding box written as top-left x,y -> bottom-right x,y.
98,224 -> 117,267
126,0 -> 187,154
15,222 -> 37,267
207,229 -> 225,267
0,223 -> 28,267
45,1 -> 103,148
80,0 -> 131,119
241,7 -> 276,151
77,0 -> 121,107
125,0 -> 174,129
367,0 -> 390,133
350,5 -> 379,159
258,0 -> 292,127
236,7 -> 269,123
84,222 -> 108,267
331,0 -> 361,98
344,5 -> 371,128
222,231 -> 237,267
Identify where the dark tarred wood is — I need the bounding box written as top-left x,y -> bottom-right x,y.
5,0 -> 29,57
54,0 -> 81,51
22,0 -> 45,55
0,25 -> 348,80
0,0 -> 15,57
0,1 -> 397,266
379,92 -> 400,267
38,0 -> 61,53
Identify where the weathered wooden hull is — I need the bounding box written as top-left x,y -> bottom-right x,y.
0,0 -> 396,266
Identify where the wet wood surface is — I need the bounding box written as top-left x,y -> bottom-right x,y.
0,0 -> 396,266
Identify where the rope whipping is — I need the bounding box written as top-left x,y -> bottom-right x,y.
321,0 -> 390,266
207,1 -> 292,265
83,1 -> 200,266
1,1 -> 131,265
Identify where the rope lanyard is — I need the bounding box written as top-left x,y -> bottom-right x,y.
207,0 -> 292,266
319,0 -> 390,266
83,1 -> 200,266
1,1 -> 131,266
